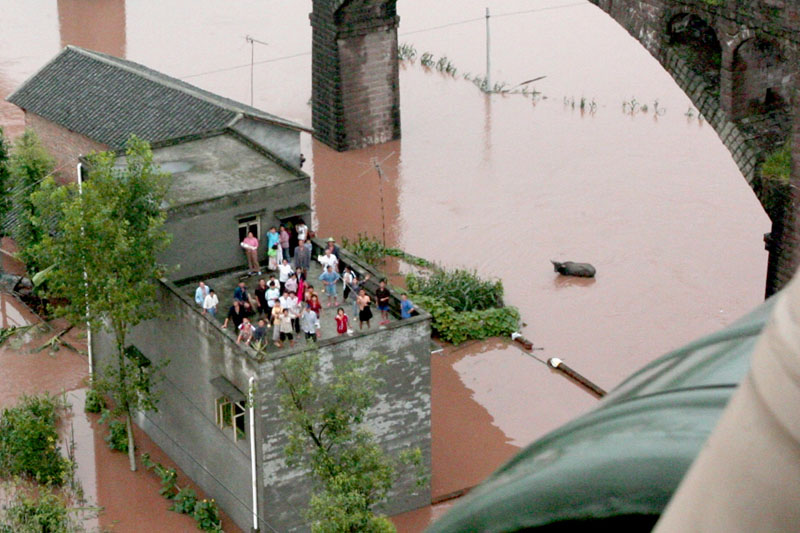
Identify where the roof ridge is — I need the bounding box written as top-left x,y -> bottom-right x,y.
65,46 -> 308,132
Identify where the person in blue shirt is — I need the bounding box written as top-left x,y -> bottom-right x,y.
194,281 -> 209,306
233,281 -> 249,304
266,227 -> 280,260
400,293 -> 416,319
318,265 -> 341,308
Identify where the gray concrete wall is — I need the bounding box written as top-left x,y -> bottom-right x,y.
256,316 -> 432,532
91,280 -> 263,532
165,177 -> 310,282
231,118 -> 303,169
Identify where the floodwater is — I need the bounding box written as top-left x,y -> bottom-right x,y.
0,0 -> 771,531
0,245 -> 243,532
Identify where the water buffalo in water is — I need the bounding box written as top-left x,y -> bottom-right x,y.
551,260 -> 596,278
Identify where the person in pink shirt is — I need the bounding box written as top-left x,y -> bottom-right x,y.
241,231 -> 260,275
279,225 -> 291,264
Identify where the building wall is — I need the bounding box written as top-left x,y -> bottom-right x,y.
256,316 -> 432,532
166,177 -> 310,282
25,112 -> 108,183
91,280 -> 261,531
92,271 -> 432,532
231,118 -> 303,169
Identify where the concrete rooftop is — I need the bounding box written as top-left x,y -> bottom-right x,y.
115,132 -> 302,208
179,258 -> 399,353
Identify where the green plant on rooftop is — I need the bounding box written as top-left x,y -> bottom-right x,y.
341,234 -> 520,344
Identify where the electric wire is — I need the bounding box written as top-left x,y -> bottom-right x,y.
178,2 -> 590,80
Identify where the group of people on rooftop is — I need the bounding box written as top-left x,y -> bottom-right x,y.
193,223 -> 416,350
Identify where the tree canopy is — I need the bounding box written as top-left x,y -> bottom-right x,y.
277,350 -> 425,533
31,135 -> 172,470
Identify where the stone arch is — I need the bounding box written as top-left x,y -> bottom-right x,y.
666,13 -> 722,90
730,36 -> 791,121
334,0 -> 396,24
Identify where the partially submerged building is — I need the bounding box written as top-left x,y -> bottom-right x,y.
7,45 -> 312,281
7,47 -> 433,531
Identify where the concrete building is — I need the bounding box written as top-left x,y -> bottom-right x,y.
92,240 -> 432,532
8,46 -> 312,282
108,129 -> 311,281
7,46 -> 432,531
7,45 -> 309,179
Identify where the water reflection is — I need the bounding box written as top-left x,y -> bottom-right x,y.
312,139 -> 402,247
58,0 -> 126,58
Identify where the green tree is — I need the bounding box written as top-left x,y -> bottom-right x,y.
277,351 -> 425,533
8,130 -> 55,272
0,127 -> 11,231
30,135 -> 172,471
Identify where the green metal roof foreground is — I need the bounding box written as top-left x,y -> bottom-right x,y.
6,46 -> 309,149
426,298 -> 776,532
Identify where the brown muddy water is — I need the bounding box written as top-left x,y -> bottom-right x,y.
0,0 -> 770,531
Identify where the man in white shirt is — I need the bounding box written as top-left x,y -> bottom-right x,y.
203,289 -> 219,318
266,282 -> 280,311
277,259 -> 294,293
295,221 -> 308,242
318,249 -> 339,272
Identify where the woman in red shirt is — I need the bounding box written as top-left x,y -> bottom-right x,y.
335,307 -> 349,335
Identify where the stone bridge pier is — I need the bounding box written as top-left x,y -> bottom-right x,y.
311,0 -> 400,152
592,0 -> 800,296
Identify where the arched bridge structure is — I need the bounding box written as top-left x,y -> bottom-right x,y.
590,0 -> 800,296
311,0 -> 800,295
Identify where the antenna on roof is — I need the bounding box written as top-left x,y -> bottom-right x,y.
357,152 -> 395,248
245,35 -> 268,106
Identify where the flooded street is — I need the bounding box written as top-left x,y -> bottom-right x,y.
0,0 -> 770,531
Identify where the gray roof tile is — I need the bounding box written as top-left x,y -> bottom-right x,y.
7,46 -> 308,149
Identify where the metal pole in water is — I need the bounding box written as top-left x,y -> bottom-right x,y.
485,7 -> 491,92
547,357 -> 607,398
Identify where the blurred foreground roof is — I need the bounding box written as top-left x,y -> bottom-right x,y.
427,297 -> 775,532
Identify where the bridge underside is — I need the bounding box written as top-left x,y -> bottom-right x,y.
592,0 -> 800,296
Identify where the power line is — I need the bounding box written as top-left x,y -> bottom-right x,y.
178,2 -> 590,81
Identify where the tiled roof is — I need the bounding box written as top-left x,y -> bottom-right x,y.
7,46 -> 308,149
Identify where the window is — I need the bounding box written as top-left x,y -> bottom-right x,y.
215,397 -> 246,441
238,215 -> 260,243
210,376 -> 247,442
124,345 -> 152,395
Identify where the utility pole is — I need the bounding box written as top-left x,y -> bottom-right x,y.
372,157 -> 387,248
245,35 -> 268,106
485,7 -> 491,92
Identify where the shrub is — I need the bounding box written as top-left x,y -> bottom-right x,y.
83,389 -> 105,414
406,269 -> 503,312
169,487 -> 197,515
102,415 -> 129,453
759,142 -> 791,216
142,453 -> 223,532
411,295 -> 520,345
0,484 -> 84,533
193,498 -> 223,532
0,394 -> 69,485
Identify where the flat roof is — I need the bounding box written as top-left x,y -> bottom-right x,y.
114,132 -> 305,208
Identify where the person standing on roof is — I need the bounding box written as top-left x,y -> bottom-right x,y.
266,226 -> 280,263
279,225 -> 291,263
241,231 -> 260,275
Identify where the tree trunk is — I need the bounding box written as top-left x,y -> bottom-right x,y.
126,412 -> 137,471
